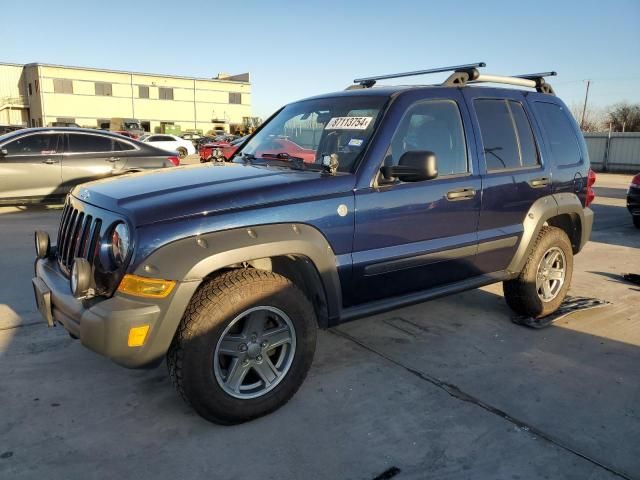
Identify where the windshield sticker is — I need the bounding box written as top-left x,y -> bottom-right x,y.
348,138 -> 364,147
325,116 -> 373,130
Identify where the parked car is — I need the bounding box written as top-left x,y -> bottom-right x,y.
627,173 -> 640,228
199,135 -> 247,162
0,124 -> 24,135
180,132 -> 203,148
99,118 -> 144,138
0,127 -> 179,204
32,63 -> 595,425
114,130 -> 138,139
140,134 -> 196,158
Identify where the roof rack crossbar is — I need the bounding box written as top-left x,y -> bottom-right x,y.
353,62 -> 486,87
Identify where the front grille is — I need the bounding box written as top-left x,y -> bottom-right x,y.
56,200 -> 102,275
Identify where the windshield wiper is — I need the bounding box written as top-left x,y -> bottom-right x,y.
239,152 -> 256,165
261,152 -> 305,162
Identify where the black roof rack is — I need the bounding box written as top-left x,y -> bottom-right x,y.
350,63 -> 556,95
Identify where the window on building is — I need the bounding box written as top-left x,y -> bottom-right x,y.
53,79 -> 73,94
385,99 -> 468,176
98,119 -> 110,129
229,92 -> 242,104
4,133 -> 61,155
138,85 -> 149,98
533,102 -> 582,167
159,87 -> 174,100
95,82 -> 113,96
67,133 -> 118,153
474,99 -> 540,171
28,83 -> 33,96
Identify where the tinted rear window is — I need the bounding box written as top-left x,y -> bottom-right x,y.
67,134 -> 117,153
533,102 -> 582,166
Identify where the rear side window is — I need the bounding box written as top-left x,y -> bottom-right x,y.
474,99 -> 540,171
533,102 -> 582,166
4,134 -> 60,155
67,134 -> 117,153
114,140 -> 135,151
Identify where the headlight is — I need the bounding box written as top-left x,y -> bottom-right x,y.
110,222 -> 131,267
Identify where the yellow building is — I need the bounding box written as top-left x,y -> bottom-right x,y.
0,62 -> 252,134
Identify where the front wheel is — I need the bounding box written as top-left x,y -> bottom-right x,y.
503,226 -> 573,319
167,269 -> 317,424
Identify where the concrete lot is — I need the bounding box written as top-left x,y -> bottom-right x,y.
0,174 -> 638,480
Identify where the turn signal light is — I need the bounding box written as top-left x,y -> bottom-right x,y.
117,274 -> 175,298
167,156 -> 180,166
128,325 -> 150,347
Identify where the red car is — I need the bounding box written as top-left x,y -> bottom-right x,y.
115,130 -> 140,139
256,138 -> 316,163
199,136 -> 246,162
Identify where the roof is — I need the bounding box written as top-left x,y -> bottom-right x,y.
2,61 -> 250,84
0,127 -> 140,141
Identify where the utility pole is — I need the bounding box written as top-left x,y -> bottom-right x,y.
580,80 -> 591,130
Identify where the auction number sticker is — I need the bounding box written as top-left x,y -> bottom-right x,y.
325,116 -> 373,130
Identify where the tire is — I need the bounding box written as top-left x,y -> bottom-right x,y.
633,215 -> 640,229
503,226 -> 573,319
176,147 -> 187,158
167,268 -> 317,425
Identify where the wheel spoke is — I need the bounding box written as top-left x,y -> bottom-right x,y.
545,251 -> 560,268
218,334 -> 246,356
225,358 -> 250,393
542,280 -> 552,299
262,325 -> 292,350
253,357 -> 279,386
548,268 -> 564,281
243,310 -> 267,337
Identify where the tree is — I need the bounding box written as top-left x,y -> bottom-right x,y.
606,103 -> 640,132
570,103 -> 605,132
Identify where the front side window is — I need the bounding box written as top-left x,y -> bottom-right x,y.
533,102 -> 582,166
95,82 -> 113,96
237,95 -> 388,173
384,99 -> 468,177
4,134 -> 60,155
67,134 -> 117,153
474,99 -> 540,171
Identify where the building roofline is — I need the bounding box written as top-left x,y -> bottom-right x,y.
15,62 -> 250,84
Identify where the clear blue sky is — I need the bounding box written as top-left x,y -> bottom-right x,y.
4,0 -> 639,118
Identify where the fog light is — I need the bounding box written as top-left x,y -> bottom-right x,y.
70,258 -> 92,298
117,274 -> 175,298
34,230 -> 50,259
128,325 -> 150,347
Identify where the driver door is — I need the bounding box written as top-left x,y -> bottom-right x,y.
350,92 -> 481,305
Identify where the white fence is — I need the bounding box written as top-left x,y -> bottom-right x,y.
584,132 -> 640,173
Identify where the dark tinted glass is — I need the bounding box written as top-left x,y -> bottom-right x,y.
474,99 -> 520,170
386,100 -> 467,176
4,134 -> 60,155
509,101 -> 539,167
114,140 -> 135,151
68,134 -> 116,153
533,102 -> 582,166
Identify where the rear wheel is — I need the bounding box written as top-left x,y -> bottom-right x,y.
176,147 -> 188,158
504,226 -> 573,319
167,269 -> 317,424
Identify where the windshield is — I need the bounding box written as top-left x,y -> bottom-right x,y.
235,96 -> 387,172
124,122 -> 141,130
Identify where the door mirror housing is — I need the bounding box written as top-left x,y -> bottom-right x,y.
380,151 -> 438,182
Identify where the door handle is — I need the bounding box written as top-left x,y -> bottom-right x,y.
41,158 -> 59,164
446,187 -> 476,201
528,177 -> 550,188
105,157 -> 120,163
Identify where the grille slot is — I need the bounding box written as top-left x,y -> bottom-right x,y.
57,200 -> 103,275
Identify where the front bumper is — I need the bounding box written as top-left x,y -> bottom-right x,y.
34,256 -> 199,368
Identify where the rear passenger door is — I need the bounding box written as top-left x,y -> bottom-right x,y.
463,89 -> 551,273
61,133 -> 125,188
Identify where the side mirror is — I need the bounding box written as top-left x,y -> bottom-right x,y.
0,148 -> 7,156
380,150 -> 438,182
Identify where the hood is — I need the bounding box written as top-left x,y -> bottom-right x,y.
72,163 -> 355,226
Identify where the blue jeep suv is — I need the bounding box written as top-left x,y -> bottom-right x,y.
32,63 -> 595,424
